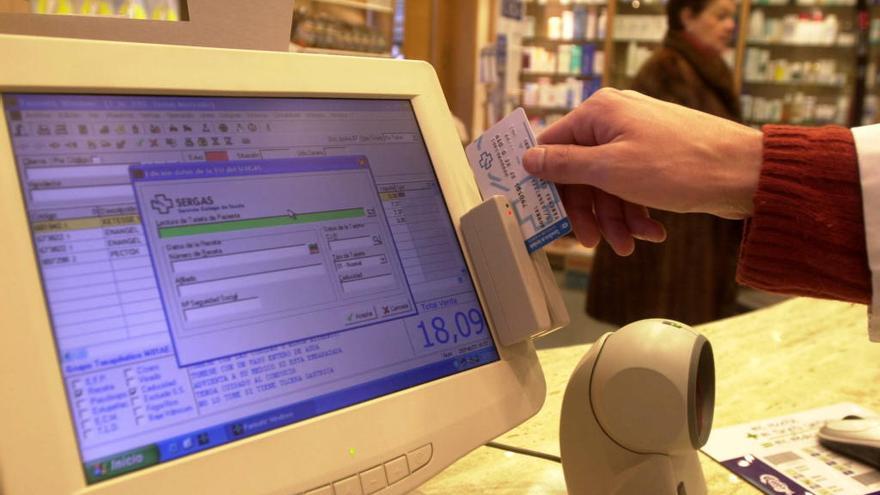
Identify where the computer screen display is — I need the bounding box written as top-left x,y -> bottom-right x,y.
2,94 -> 499,484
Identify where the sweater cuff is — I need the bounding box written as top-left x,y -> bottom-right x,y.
736,125 -> 871,304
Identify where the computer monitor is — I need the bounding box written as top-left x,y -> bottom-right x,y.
0,34 -> 546,494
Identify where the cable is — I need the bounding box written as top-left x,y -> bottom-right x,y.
485,441 -> 562,463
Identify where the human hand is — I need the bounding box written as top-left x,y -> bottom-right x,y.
523,88 -> 763,256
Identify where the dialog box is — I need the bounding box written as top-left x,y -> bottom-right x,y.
131,157 -> 416,366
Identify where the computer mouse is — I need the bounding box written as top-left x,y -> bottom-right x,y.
817,417 -> 880,470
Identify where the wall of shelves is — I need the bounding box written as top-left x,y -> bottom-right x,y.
499,0 -> 873,129
520,0 -> 611,130
740,0 -> 858,125
610,0 -> 667,88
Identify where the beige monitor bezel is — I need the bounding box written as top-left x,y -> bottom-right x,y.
0,34 -> 545,495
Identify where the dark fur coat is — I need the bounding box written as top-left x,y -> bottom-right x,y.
586,31 -> 744,326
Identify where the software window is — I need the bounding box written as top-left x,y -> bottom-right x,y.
132,157 -> 415,366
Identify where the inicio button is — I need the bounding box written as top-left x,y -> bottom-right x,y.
359,465 -> 388,494
406,443 -> 432,472
384,455 -> 410,484
333,474 -> 363,495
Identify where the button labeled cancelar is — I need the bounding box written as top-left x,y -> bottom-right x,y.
406,444 -> 433,473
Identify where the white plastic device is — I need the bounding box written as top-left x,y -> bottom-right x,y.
460,195 -> 569,347
0,34 -> 562,495
818,418 -> 880,469
559,319 -> 715,495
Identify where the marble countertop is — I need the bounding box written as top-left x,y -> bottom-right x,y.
417,297 -> 879,494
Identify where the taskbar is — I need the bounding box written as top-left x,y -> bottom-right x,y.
83,345 -> 498,484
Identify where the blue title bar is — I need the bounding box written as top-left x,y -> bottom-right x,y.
3,94 -> 410,113
129,156 -> 368,182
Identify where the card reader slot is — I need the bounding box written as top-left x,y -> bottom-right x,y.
461,195 -> 569,347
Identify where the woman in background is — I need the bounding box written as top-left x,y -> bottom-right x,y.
586,0 -> 742,325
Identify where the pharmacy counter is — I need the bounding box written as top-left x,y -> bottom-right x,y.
417,297 -> 878,494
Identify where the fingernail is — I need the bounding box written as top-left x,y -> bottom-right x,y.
523,147 -> 545,174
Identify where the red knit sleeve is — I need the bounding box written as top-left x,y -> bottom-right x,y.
736,125 -> 872,304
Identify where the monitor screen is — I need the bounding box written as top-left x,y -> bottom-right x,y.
2,94 -> 499,484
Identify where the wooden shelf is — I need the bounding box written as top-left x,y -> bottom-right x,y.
749,1 -> 855,7
522,106 -> 575,114
746,40 -> 855,48
521,72 -> 600,80
523,37 -> 604,45
743,79 -> 846,87
613,37 -> 662,43
289,42 -> 392,57
310,0 -> 393,14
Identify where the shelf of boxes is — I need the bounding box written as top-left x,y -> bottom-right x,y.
521,0 -> 609,132
610,2 -> 666,87
741,0 -> 858,125
291,0 -> 395,56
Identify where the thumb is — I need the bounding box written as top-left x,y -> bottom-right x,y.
523,144 -> 613,187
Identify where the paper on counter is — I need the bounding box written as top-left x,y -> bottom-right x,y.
703,403 -> 880,495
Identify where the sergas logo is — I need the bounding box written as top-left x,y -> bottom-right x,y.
150,194 -> 173,214
758,474 -> 795,495
150,194 -> 215,214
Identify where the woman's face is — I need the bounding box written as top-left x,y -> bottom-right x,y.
682,0 -> 737,54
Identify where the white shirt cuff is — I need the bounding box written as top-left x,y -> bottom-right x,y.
853,124 -> 880,341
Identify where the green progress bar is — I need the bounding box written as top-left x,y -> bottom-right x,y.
158,208 -> 365,238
